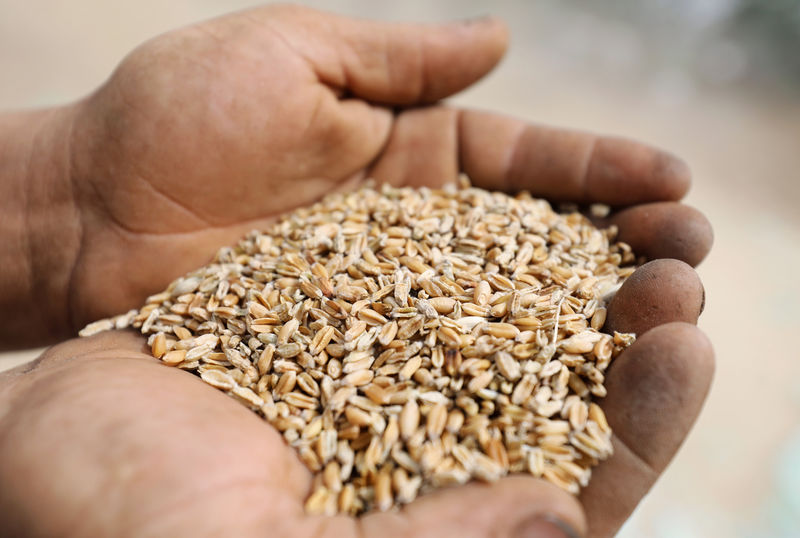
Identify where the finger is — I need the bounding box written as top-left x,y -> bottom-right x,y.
268,6 -> 509,104
459,110 -> 691,205
359,476 -> 586,538
579,323 -> 714,537
606,202 -> 713,267
366,107 -> 691,204
605,259 -> 705,336
369,107 -> 460,187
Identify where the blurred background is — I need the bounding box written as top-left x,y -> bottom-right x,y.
2,0 -> 799,535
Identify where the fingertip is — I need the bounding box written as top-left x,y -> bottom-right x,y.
580,324 -> 714,536
263,6 -> 509,105
415,16 -> 508,103
611,202 -> 714,267
468,15 -> 510,57
656,321 -> 715,377
606,258 -> 704,336
602,322 -> 715,470
653,151 -> 692,201
586,140 -> 692,205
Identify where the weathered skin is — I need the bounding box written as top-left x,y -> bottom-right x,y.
0,5 -> 714,537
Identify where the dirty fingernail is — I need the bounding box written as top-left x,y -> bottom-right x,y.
513,514 -> 582,538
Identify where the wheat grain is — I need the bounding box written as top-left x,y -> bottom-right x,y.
81,181 -> 638,514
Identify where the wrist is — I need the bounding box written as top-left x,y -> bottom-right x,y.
0,104 -> 83,349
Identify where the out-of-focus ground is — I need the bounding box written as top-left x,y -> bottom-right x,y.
2,1 -> 799,536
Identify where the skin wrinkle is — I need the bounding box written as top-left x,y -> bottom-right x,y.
25,114 -> 61,314
578,136 -> 598,202
0,348 -> 56,386
75,87 -> 136,222
189,22 -> 228,51
20,114 -> 36,331
348,28 -> 396,101
336,22 -> 395,104
300,89 -> 329,142
611,432 -> 660,480
99,82 -> 210,229
84,201 -> 272,240
581,436 -> 658,538
62,105 -> 87,339
336,37 -> 366,98
0,375 -> 14,435
17,108 -> 81,342
355,114 -> 396,185
130,165 -> 212,229
0,355 -> 61,422
446,107 -> 459,181
80,159 -> 119,225
309,100 -> 393,193
380,30 -> 397,97
107,72 -> 152,128
256,18 -> 320,85
503,123 -> 534,193
504,122 -> 532,192
410,31 -> 428,104
0,355 -> 117,433
316,20 -> 427,106
454,108 -> 465,174
65,176 -> 103,333
121,479 -> 298,537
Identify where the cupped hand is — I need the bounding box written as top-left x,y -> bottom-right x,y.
1,5 -> 717,536
66,4 -> 711,331
0,256 -> 712,538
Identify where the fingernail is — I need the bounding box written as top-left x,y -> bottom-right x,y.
513,514 -> 581,538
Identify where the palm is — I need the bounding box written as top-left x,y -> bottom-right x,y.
1,333 -> 314,536
67,7 -> 477,327
79,14 -> 392,225
1,332 -> 582,537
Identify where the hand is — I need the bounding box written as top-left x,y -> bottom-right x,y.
1,5 -> 716,536
63,5 -> 711,333
0,261 -> 712,538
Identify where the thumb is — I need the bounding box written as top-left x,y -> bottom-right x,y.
360,476 -> 586,538
266,5 -> 509,104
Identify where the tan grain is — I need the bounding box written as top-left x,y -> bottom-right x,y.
81,182 -> 637,514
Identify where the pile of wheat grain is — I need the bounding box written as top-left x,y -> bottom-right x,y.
81,181 -> 637,515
